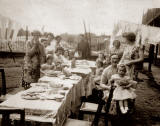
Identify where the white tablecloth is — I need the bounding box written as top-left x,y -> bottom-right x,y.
0,60 -> 96,126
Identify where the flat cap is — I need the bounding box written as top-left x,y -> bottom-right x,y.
31,30 -> 41,36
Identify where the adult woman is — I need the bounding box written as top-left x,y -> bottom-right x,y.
109,40 -> 123,59
120,32 -> 144,79
23,31 -> 46,88
45,33 -> 55,54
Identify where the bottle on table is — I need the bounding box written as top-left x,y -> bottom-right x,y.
71,57 -> 76,68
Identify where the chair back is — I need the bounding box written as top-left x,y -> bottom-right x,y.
0,107 -> 25,126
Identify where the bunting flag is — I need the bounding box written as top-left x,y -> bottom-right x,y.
5,28 -> 8,40
0,28 -> 1,39
9,29 -> 14,40
111,20 -> 160,48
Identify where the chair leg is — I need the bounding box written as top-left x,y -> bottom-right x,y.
20,110 -> 25,126
105,87 -> 115,126
91,100 -> 104,126
1,69 -> 6,95
78,111 -> 84,120
2,114 -> 10,126
148,62 -> 152,72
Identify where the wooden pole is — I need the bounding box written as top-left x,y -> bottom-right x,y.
26,26 -> 28,41
88,25 -> 91,56
83,20 -> 90,58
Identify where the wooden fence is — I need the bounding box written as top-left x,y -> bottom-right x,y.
0,41 -> 26,53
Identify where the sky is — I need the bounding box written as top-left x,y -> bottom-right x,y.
0,0 -> 159,35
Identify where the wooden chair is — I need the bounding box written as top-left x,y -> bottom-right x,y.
78,88 -> 105,120
0,68 -> 6,96
0,107 -> 25,126
0,68 -> 7,103
79,84 -> 115,126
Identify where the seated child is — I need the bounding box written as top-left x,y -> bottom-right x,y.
41,54 -> 55,72
94,59 -> 104,84
109,64 -> 137,114
96,52 -> 105,64
61,50 -> 70,64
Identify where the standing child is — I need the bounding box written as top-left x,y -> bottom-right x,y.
109,64 -> 137,114
94,59 -> 104,84
97,53 -> 105,64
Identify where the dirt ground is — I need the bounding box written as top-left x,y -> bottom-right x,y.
1,60 -> 160,126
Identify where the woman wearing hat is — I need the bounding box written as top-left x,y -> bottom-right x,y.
119,32 -> 144,79
23,30 -> 46,89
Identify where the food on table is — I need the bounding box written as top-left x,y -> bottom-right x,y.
30,83 -> 49,88
49,82 -> 63,88
62,87 -> 69,90
58,90 -> 66,96
21,92 -> 40,100
48,89 -> 59,95
43,70 -> 61,77
62,67 -> 72,77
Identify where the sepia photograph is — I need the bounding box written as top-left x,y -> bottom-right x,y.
0,0 -> 160,126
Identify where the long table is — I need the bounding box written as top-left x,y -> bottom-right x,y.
0,60 -> 96,126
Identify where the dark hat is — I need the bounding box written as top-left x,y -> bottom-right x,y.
46,54 -> 53,60
47,32 -> 54,38
122,32 -> 136,42
55,36 -> 62,40
31,30 -> 41,36
113,39 -> 120,45
55,46 -> 64,53
41,38 -> 47,42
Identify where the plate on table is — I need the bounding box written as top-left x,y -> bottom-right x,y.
55,94 -> 64,99
46,94 -> 64,100
46,95 -> 56,100
69,75 -> 81,80
21,94 -> 39,100
44,70 -> 61,77
30,83 -> 49,88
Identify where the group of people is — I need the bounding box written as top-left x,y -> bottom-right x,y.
22,30 -> 144,114
22,31 -> 70,89
94,32 -> 144,114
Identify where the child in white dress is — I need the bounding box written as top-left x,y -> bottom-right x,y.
109,64 -> 137,114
